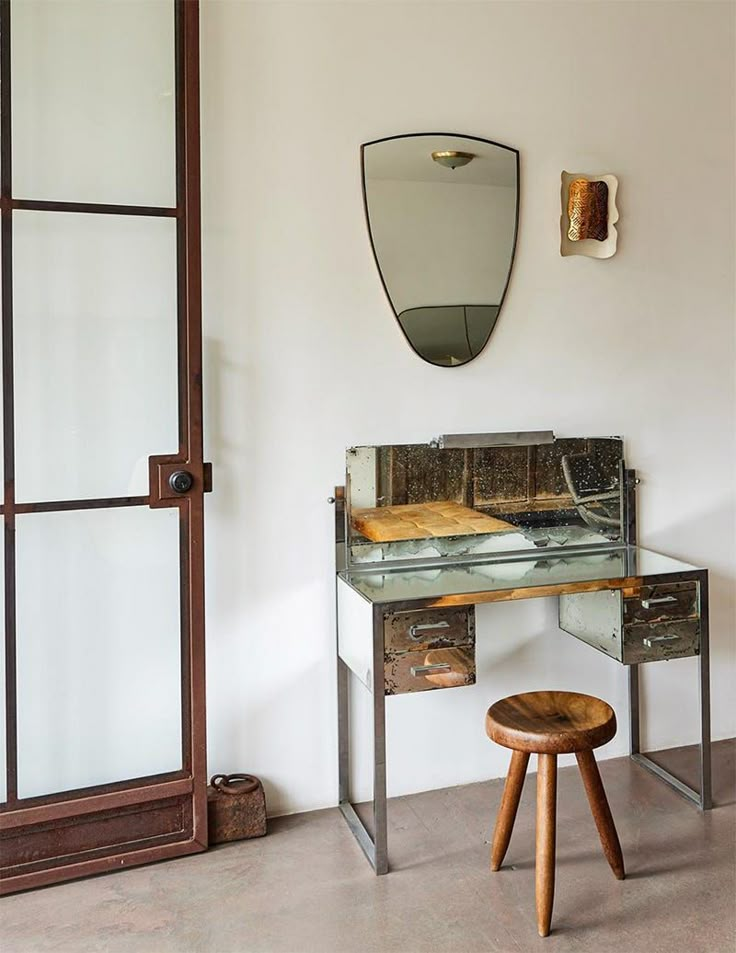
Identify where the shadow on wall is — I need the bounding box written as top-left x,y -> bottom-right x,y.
205,656 -> 332,816
638,499 -> 735,749
645,499 -> 735,661
203,332 -> 261,614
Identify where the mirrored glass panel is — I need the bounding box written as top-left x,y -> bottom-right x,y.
340,548 -> 702,606
362,134 -> 518,367
347,437 -> 623,565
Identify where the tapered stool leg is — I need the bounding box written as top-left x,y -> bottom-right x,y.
491,750 -> 529,871
536,753 -> 557,938
575,750 -> 625,880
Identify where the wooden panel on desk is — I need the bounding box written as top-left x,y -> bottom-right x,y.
420,577 -> 641,610
352,501 -> 516,542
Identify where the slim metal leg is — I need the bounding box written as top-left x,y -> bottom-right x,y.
337,657 -> 349,805
628,663 -> 640,756
337,605 -> 389,875
371,604 -> 388,873
698,576 -> 712,809
629,573 -> 712,811
337,660 -> 384,871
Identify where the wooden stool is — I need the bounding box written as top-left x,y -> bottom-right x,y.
486,691 -> 624,937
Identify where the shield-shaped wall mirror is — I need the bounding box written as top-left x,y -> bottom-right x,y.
362,133 -> 519,367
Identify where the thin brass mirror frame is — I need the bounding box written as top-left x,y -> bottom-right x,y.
360,132 -> 520,368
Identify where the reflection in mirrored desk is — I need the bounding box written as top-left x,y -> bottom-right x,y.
332,433 -> 711,874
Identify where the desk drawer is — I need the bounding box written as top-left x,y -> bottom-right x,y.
385,646 -> 475,695
623,582 -> 698,626
559,581 -> 701,666
623,619 -> 700,665
384,606 -> 475,653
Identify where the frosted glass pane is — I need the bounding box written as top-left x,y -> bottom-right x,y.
0,527 -> 5,804
12,0 -> 175,207
0,242 -> 3,804
13,211 -> 178,502
16,507 -> 182,799
0,223 -> 3,489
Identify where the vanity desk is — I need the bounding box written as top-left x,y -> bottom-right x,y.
332,433 -> 711,875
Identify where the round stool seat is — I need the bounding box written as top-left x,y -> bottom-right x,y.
486,691 -> 616,754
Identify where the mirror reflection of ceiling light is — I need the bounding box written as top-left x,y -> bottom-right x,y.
431,150 -> 475,170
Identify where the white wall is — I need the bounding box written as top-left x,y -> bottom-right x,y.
200,0 -> 736,815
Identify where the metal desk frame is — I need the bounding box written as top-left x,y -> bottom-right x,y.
333,470 -> 712,876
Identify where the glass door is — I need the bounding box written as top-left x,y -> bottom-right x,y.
0,0 -> 208,892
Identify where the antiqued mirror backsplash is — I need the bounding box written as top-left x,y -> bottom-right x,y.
346,436 -> 623,565
362,134 -> 519,367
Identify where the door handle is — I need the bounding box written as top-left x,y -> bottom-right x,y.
169,470 -> 194,494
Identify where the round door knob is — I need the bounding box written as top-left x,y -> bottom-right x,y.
169,470 -> 194,494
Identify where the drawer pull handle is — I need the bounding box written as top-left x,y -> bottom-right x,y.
410,663 -> 452,676
643,634 -> 680,648
641,596 -> 678,608
408,621 -> 451,640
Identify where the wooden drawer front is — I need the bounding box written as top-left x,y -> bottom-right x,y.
623,619 -> 700,665
624,582 -> 698,626
384,606 -> 474,653
385,646 -> 476,695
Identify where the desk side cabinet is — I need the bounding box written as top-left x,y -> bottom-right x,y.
337,581 -> 476,696
559,581 -> 700,665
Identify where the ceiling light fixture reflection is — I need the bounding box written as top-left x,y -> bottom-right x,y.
431,150 -> 475,170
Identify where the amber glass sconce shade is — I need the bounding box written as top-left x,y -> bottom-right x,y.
567,179 -> 608,241
560,172 -> 619,258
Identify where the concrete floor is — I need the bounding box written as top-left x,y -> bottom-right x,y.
2,741 -> 734,953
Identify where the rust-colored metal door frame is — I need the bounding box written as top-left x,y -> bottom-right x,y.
0,0 -> 209,893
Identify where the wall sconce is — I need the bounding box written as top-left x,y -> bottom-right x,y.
560,172 -> 619,258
